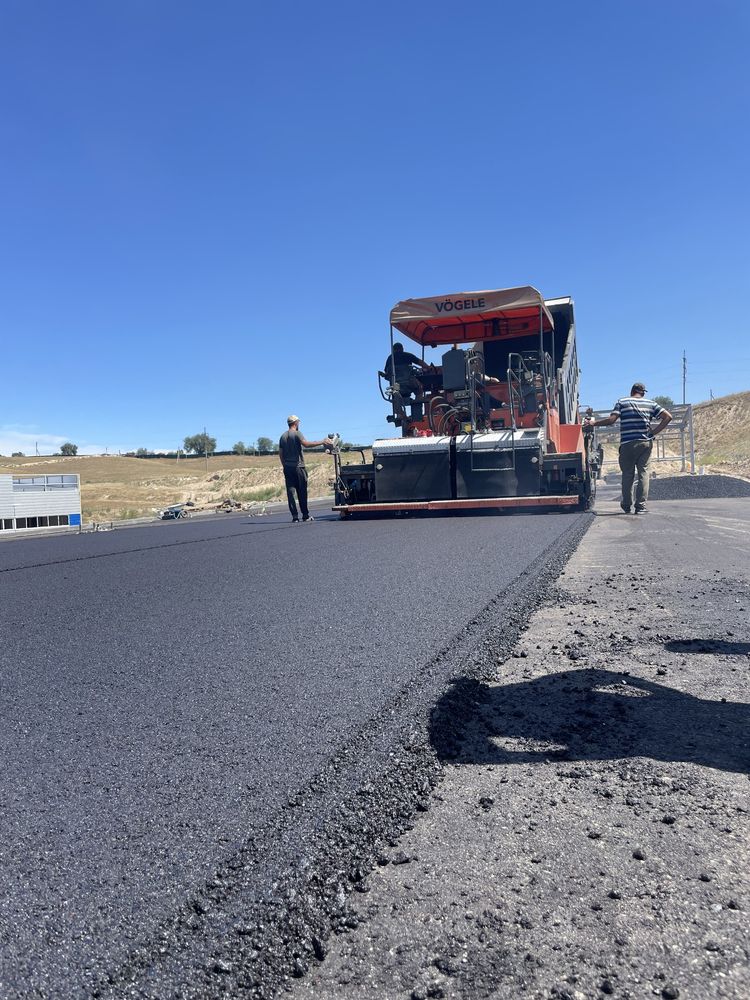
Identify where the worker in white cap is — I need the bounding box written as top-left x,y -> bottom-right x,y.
278,416 -> 334,522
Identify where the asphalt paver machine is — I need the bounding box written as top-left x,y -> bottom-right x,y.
333,286 -> 595,516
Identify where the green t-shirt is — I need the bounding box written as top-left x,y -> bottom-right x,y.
279,429 -> 305,468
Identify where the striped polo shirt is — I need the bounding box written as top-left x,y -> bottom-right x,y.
612,396 -> 665,443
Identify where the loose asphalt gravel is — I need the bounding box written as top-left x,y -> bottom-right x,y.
0,500 -> 591,999
648,475 -> 750,501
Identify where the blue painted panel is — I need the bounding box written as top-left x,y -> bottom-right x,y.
69,513 -> 81,526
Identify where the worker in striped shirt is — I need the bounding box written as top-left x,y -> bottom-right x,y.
585,382 -> 672,514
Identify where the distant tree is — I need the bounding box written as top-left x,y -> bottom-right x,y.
232,441 -> 247,455
256,436 -> 274,454
135,447 -> 150,457
60,442 -> 78,456
183,433 -> 217,455
11,451 -> 25,457
653,395 -> 676,410
342,441 -> 354,450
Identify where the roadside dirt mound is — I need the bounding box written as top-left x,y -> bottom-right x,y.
188,461 -> 333,507
112,459 -> 336,519
693,390 -> 750,479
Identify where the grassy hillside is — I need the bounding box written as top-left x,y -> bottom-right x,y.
0,451 -> 370,522
692,391 -> 750,477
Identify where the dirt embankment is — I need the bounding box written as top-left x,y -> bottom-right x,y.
692,391 -> 750,479
0,452 -> 368,522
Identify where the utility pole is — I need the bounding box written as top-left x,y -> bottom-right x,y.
204,425 -> 208,475
682,350 -> 687,405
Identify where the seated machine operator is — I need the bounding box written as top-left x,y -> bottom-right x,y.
384,342 -> 431,398
517,355 -> 546,414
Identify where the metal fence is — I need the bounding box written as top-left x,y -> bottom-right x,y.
588,404 -> 695,473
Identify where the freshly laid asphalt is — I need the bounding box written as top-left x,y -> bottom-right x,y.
0,502 -> 590,998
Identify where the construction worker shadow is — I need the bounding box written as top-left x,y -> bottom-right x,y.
430,669 -> 750,776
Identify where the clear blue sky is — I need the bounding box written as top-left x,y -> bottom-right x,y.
1,0 -> 748,454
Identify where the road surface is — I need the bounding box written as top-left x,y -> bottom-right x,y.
0,502 -> 590,998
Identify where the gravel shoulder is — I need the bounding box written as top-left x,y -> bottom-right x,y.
289,487 -> 750,1000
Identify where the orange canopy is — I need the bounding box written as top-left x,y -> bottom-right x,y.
390,285 -> 554,347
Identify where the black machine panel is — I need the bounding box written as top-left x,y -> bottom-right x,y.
441,348 -> 468,391
336,464 -> 376,504
541,452 -> 585,497
373,440 -> 451,502
455,447 -> 541,499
